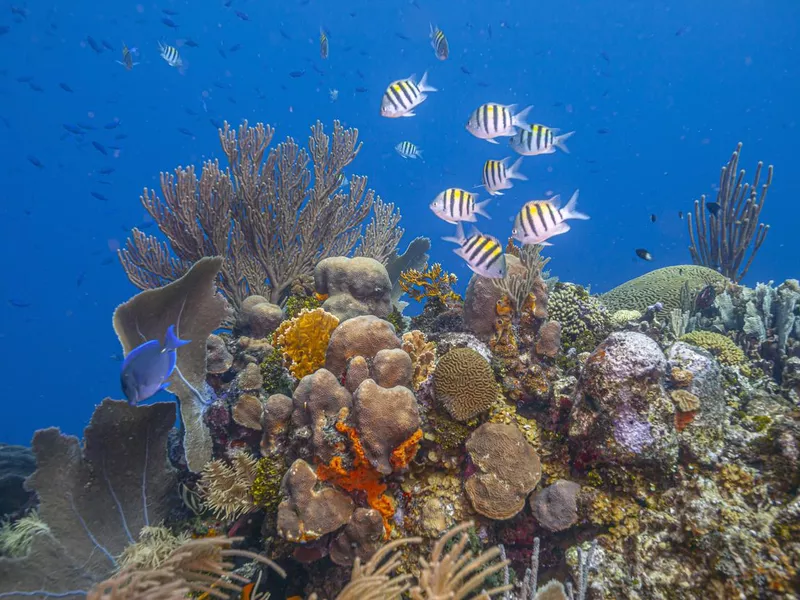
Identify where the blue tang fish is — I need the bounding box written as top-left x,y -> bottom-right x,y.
121,325 -> 190,405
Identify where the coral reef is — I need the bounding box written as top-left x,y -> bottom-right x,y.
680,330 -> 747,366
399,263 -> 461,304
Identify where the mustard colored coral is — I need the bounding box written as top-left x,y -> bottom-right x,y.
274,307 -> 339,379
680,331 -> 746,366
399,263 -> 461,304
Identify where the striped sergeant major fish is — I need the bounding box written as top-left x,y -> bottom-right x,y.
320,27 -> 329,59
510,124 -> 574,156
443,223 -> 507,279
466,103 -> 532,143
430,188 -> 491,224
430,23 -> 449,60
395,140 -> 423,159
380,72 -> 437,118
482,156 -> 527,196
158,41 -> 182,68
512,190 -> 589,246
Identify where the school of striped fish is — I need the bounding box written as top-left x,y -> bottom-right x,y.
380,24 -> 587,279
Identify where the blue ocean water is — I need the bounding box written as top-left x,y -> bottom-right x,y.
0,0 -> 797,445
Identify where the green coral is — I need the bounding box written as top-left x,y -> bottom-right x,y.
0,512 -> 49,558
680,331 -> 746,366
251,456 -> 287,514
610,309 -> 642,328
260,345 -> 293,396
601,265 -> 726,312
548,283 -> 611,353
284,293 -> 322,320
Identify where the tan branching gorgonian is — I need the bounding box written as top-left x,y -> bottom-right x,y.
492,244 -> 550,313
88,536 -> 285,600
197,450 -> 259,521
119,120 -> 403,309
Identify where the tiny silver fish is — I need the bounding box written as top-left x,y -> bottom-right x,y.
466,103 -> 531,143
512,190 -> 589,246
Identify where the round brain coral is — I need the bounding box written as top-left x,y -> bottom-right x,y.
601,265 -> 726,313
433,348 -> 498,422
274,308 -> 339,379
680,330 -> 746,366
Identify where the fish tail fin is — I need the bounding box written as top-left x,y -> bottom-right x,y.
418,71 -> 437,93
416,148 -> 423,160
474,199 -> 492,219
507,156 -> 528,181
512,105 -> 533,129
562,189 -> 589,220
442,222 -> 465,245
555,130 -> 575,154
165,325 -> 191,350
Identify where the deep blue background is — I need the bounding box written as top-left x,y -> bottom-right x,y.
1,0 -> 797,444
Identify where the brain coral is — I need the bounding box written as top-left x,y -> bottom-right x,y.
433,348 -> 498,422
680,331 -> 746,366
601,265 -> 726,312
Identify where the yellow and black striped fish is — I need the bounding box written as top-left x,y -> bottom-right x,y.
430,24 -> 449,60
395,140 -> 423,159
430,188 -> 491,224
158,41 -> 182,68
466,103 -> 532,143
512,190 -> 589,246
482,156 -> 528,196
319,27 -> 329,59
510,124 -> 575,156
380,72 -> 437,118
443,223 -> 507,279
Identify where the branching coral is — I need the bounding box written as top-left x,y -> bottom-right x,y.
88,536 -> 285,600
119,120 -> 402,309
197,450 -> 260,521
687,142 -> 773,282
399,263 -> 461,304
274,307 -> 340,379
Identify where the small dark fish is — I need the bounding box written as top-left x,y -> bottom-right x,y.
28,82 -> 43,92
91,191 -> 110,201
86,36 -> 103,53
227,96 -> 236,104
213,81 -> 227,89
59,82 -> 73,92
121,325 -> 190,405
289,70 -> 305,78
597,128 -> 610,134
100,256 -> 115,266
235,10 -> 250,20
178,127 -> 195,137
8,299 -> 32,308
635,248 -> 653,261
675,26 -> 689,37
115,133 -> 128,140
184,107 -> 197,116
487,25 -> 492,38
92,141 -> 108,155
162,8 -> 180,15
600,51 -> 610,63
77,271 -> 86,287
229,42 -> 241,52
210,117 -> 224,128
355,86 -> 368,93
161,17 -> 178,28
104,121 -> 120,129
279,28 -> 291,40
218,48 -> 227,58
27,155 -> 43,168
356,69 -> 365,79
184,38 -> 199,47
461,66 -> 472,75
695,284 -> 716,310
312,64 -> 324,75
101,39 -> 114,51
650,214 -> 657,223
224,0 -> 232,6
10,6 -> 28,18
678,211 -> 683,219
395,32 -> 410,41
63,123 -> 83,134
319,27 -> 329,59
477,81 -> 490,88
118,43 -> 137,70
706,201 -> 721,216
98,167 -> 115,174
78,122 -> 96,130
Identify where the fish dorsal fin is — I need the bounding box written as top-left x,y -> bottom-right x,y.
467,225 -> 482,238
548,194 -> 562,209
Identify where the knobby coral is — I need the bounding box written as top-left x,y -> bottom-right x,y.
119,120 -> 402,309
275,307 -> 340,379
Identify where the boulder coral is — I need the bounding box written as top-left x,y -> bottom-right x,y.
237,295 -> 284,338
325,315 -> 401,378
290,368 -> 352,462
568,331 -> 679,471
464,423 -> 542,520
314,256 -> 393,321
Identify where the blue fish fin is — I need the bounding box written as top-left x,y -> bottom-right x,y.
160,381 -> 171,391
164,324 -> 191,351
